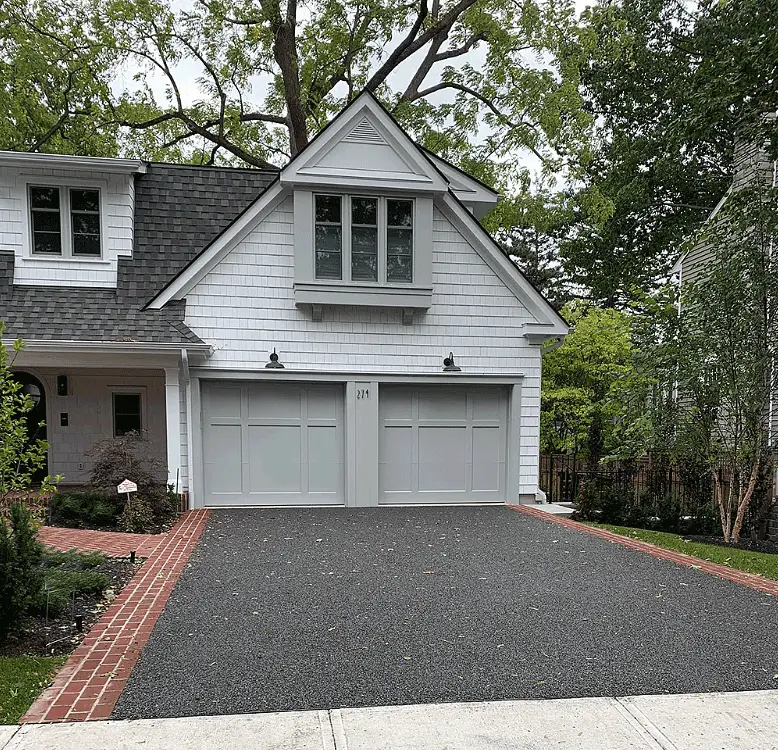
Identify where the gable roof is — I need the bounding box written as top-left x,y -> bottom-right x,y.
280,92 -> 448,193
147,92 -> 566,335
1,163 -> 277,346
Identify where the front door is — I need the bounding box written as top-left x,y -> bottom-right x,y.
13,371 -> 48,482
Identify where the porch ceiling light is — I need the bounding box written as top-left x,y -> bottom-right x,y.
443,352 -> 461,372
265,348 -> 285,369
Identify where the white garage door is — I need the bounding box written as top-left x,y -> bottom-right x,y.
379,386 -> 508,504
202,382 -> 345,506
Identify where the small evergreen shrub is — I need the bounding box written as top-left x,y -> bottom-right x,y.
0,503 -> 44,637
48,492 -> 123,529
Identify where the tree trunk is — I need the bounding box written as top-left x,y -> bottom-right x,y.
732,459 -> 760,544
714,469 -> 730,543
273,21 -> 308,155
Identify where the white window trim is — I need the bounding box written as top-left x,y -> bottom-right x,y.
111,389 -> 145,437
22,176 -> 109,262
314,193 -> 415,285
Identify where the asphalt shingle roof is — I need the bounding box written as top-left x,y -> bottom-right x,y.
0,162 -> 278,345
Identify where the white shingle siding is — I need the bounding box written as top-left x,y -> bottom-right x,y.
0,166 -> 135,288
185,198 -> 545,496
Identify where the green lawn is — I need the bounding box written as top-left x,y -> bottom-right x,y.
0,656 -> 66,724
589,524 -> 778,581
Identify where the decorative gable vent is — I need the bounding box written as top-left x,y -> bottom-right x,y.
344,118 -> 386,145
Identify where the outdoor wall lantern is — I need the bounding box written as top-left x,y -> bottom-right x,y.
57,375 -> 68,396
443,352 -> 461,372
21,383 -> 41,406
265,348 -> 285,369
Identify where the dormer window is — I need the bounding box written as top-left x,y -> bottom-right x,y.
313,194 -> 413,284
29,185 -> 102,258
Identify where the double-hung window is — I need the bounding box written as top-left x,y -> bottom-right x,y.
314,194 -> 413,284
29,185 -> 102,258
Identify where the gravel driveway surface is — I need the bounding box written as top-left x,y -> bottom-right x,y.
113,507 -> 778,719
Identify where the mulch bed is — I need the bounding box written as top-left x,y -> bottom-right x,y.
0,557 -> 141,659
687,534 -> 778,555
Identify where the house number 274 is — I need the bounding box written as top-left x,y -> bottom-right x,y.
357,388 -> 370,399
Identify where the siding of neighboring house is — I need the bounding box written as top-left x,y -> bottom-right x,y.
0,167 -> 135,288
681,140 -> 776,286
184,197 -> 544,496
24,368 -> 167,485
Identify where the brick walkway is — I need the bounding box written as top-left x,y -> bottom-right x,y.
22,509 -> 210,724
38,526 -> 166,558
513,504 -> 778,597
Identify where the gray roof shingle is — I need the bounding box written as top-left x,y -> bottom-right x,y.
0,163 -> 278,345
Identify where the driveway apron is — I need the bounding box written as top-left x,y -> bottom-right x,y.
113,507 -> 778,719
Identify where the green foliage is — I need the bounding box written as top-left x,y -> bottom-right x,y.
48,492 -> 123,530
0,323 -> 58,503
0,656 -> 66,724
541,301 -> 634,460
0,504 -> 44,638
41,548 -> 105,570
87,432 -> 174,531
589,524 -> 778,581
119,496 -> 155,535
566,0 -> 778,304
37,570 -> 110,617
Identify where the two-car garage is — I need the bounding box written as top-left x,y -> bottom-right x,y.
200,381 -> 510,507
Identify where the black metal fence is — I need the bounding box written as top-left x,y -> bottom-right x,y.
539,454 -> 705,509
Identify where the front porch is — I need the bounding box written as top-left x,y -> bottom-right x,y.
10,344 -> 195,498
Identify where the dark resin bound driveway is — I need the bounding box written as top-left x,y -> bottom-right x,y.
113,507 -> 778,719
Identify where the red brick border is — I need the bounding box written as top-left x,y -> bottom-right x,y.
38,526 -> 166,558
511,505 -> 778,597
22,509 -> 210,723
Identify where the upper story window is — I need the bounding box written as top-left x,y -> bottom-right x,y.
29,185 -> 102,258
314,194 -> 413,284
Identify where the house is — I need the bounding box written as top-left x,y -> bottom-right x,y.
672,134 -> 778,540
0,93 -> 567,509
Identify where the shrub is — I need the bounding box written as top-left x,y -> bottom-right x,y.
0,503 -> 44,637
48,492 -> 123,530
87,432 -> 173,531
119,496 -> 154,534
35,569 -> 110,617
41,549 -> 104,570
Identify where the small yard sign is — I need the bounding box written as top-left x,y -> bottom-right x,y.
117,479 -> 138,494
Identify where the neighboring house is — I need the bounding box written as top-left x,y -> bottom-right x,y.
0,92 -> 567,509
672,137 -> 778,539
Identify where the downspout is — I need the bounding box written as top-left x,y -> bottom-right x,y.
541,335 -> 567,354
181,348 -> 194,510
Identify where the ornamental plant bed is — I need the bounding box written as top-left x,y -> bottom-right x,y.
0,549 -> 141,659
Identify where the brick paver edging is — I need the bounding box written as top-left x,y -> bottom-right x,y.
38,526 -> 166,558
22,509 -> 210,724
511,505 -> 778,597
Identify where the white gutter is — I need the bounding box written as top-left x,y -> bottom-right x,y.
2,339 -> 212,355
0,150 -> 147,174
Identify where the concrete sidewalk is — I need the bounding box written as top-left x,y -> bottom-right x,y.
4,690 -> 778,750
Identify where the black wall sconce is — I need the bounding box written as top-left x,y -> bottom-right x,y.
443,352 -> 461,372
265,348 -> 285,369
57,375 -> 68,396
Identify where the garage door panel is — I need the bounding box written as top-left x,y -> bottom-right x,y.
308,426 -> 342,493
307,389 -> 340,421
379,426 -> 413,492
204,424 -> 243,495
207,387 -> 243,419
247,425 -> 302,493
379,389 -> 413,420
379,386 -> 507,504
418,391 -> 467,421
248,386 -> 301,420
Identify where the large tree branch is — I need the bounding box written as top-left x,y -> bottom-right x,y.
365,0 -> 479,94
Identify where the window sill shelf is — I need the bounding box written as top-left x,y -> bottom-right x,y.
294,282 -> 432,309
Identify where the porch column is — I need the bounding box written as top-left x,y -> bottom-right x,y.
164,366 -> 182,491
